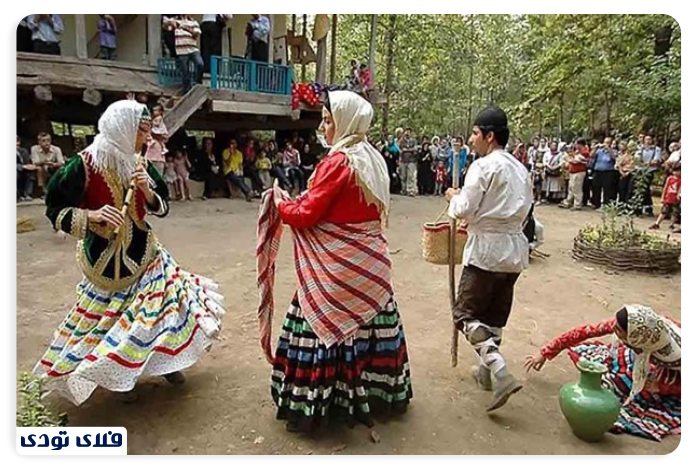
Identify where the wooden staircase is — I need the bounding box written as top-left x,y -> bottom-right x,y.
162,84 -> 210,135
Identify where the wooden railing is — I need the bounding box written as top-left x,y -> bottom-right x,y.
210,56 -> 292,95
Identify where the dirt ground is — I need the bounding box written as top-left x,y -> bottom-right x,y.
16,196 -> 681,455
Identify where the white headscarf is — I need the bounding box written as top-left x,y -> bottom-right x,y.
624,304 -> 681,400
325,91 -> 390,220
86,99 -> 149,185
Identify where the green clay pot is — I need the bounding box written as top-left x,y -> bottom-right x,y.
559,358 -> 621,442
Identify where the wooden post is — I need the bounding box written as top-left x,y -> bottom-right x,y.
466,65 -> 473,132
449,138 -> 461,368
316,37 -> 327,83
368,15 -> 378,75
227,28 -> 232,57
330,15 -> 338,84
75,14 -> 88,59
267,15 -> 274,63
147,15 -> 162,67
301,15 -> 308,82
604,90 -> 611,137
292,15 -> 297,34
381,15 -> 397,138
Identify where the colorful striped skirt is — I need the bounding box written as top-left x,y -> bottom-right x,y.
568,342 -> 680,441
33,246 -> 225,405
271,297 -> 412,432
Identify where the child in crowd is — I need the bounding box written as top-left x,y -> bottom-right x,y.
256,149 -> 273,189
650,165 -> 681,231
174,148 -> 193,201
146,104 -> 168,175
164,153 -> 180,200
434,160 -> 447,196
532,162 -> 544,205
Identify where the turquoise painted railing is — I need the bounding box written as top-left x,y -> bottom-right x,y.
157,56 -> 293,95
156,58 -> 197,87
210,56 -> 292,95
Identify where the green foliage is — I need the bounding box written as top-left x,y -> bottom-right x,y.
16,372 -> 64,427
328,14 -> 680,139
578,202 -> 676,250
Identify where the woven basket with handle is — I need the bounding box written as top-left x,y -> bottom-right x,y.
422,207 -> 468,265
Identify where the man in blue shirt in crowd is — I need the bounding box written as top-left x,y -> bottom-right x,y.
590,136 -> 619,208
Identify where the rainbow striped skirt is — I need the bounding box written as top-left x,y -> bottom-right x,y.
33,246 -> 225,405
271,297 -> 412,433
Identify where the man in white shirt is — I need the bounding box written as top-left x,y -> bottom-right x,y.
446,106 -> 533,412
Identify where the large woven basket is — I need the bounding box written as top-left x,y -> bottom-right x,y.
572,237 -> 680,274
422,218 -> 468,265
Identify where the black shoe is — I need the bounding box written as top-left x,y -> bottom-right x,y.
117,389 -> 139,403
164,371 -> 186,385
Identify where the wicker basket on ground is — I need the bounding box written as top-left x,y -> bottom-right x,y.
572,236 -> 680,274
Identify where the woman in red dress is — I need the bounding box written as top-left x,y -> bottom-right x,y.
525,305 -> 680,440
256,90 -> 412,433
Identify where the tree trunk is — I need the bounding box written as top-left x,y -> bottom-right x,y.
381,14 -> 397,138
368,15 -> 378,75
604,91 -> 612,137
558,92 -> 564,139
466,65 -> 473,133
301,15 -> 308,82
330,15 -> 338,84
589,109 -> 594,137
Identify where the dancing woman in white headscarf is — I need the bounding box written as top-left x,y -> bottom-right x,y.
256,91 -> 412,433
34,100 -> 224,405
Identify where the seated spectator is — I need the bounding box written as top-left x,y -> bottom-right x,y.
97,15 -> 117,60
222,138 -> 252,202
30,132 -> 65,195
242,138 -> 264,196
198,138 -> 226,199
299,142 -> 318,186
256,149 -> 273,189
266,140 -> 290,189
16,136 -> 36,201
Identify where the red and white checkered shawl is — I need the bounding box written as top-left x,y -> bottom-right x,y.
256,191 -> 394,363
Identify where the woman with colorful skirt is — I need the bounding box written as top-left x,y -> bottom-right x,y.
33,100 -> 225,405
256,90 -> 412,433
525,304 -> 680,441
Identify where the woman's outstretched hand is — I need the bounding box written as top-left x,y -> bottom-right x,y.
524,353 -> 547,372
